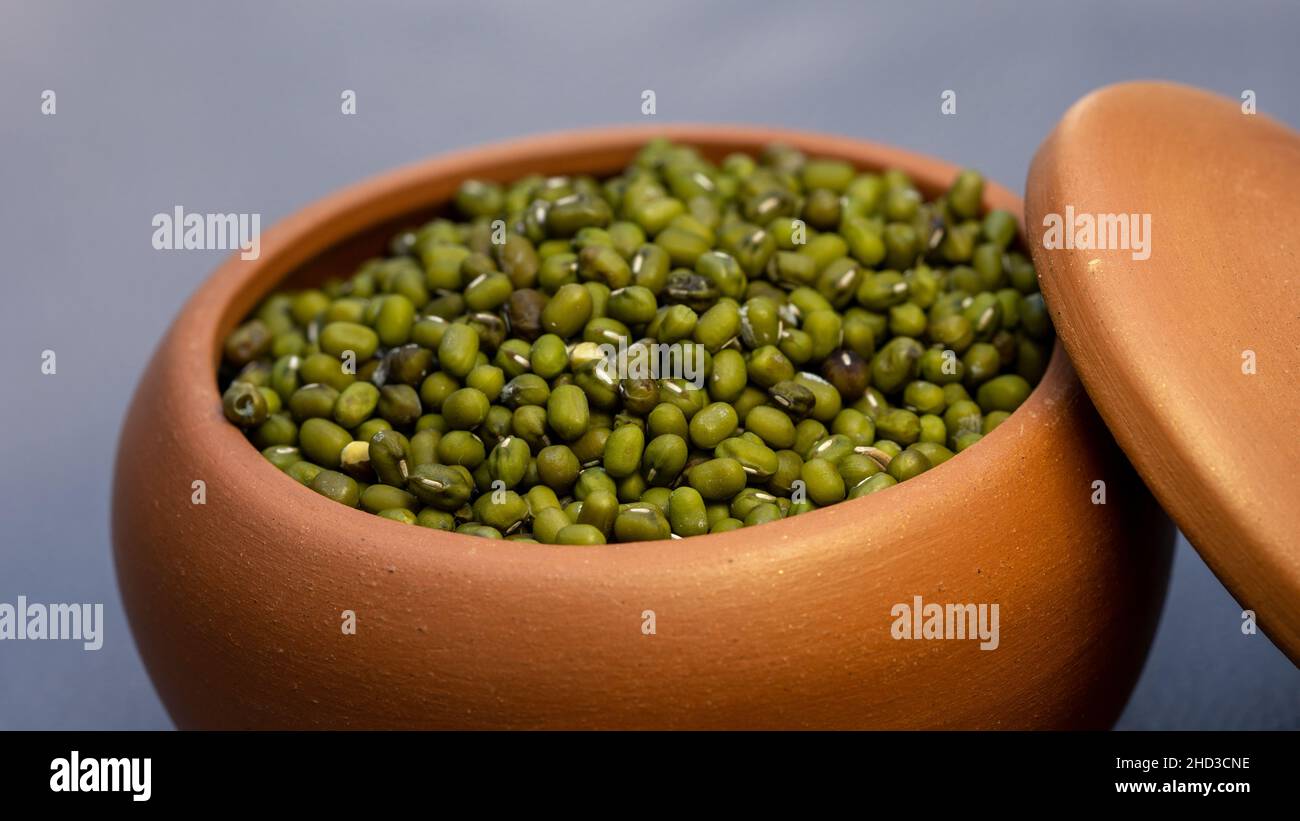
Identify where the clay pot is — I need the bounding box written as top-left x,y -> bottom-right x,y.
113,125 -> 1172,729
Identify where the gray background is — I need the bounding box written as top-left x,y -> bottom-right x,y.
0,0 -> 1296,729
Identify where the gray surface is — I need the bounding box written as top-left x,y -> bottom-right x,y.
0,0 -> 1295,730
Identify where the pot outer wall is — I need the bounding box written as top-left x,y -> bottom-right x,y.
112,126 -> 1174,729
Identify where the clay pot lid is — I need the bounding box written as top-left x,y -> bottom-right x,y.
1025,80 -> 1300,660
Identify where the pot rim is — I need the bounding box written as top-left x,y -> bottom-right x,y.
176,123 -> 1071,558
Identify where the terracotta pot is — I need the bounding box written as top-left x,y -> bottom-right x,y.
113,125 -> 1173,729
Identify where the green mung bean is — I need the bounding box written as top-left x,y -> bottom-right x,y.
221,140 -> 1052,542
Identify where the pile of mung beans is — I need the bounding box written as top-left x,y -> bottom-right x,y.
218,139 -> 1053,544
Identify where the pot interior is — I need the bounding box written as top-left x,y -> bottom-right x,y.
270,131 -> 998,298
